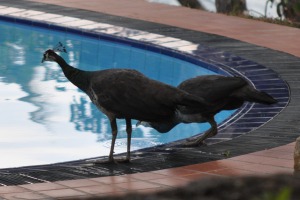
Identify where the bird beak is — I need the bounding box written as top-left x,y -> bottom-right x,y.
41,53 -> 46,63
136,121 -> 142,127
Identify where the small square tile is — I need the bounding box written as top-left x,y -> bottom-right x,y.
0,7 -> 24,15
45,16 -> 78,23
215,159 -> 254,168
129,33 -> 163,41
115,181 -> 162,191
136,187 -> 170,194
38,188 -> 87,198
148,177 -> 190,187
181,173 -> 219,181
29,13 -> 62,21
113,28 -> 143,37
256,164 -> 293,174
8,10 -> 44,17
76,184 -> 125,195
90,175 -> 133,184
56,179 -> 100,187
252,150 -> 293,160
126,172 -> 169,181
21,182 -> 66,191
0,191 -> 48,200
153,168 -> 198,176
0,186 -> 29,194
61,19 -> 96,27
273,145 -> 294,153
182,162 -> 226,172
161,40 -> 193,48
208,168 -> 255,176
150,37 -> 179,44
80,23 -> 113,30
177,44 -> 199,52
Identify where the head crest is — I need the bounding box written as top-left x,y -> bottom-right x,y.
42,42 -> 67,63
52,42 -> 67,53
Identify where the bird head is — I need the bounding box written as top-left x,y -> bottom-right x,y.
41,49 -> 57,63
41,42 -> 67,63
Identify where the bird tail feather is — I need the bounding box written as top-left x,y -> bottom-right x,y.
239,88 -> 278,105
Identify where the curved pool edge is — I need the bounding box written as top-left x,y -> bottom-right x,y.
0,9 -> 290,147
0,2 -> 296,185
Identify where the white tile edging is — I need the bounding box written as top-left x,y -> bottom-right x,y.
0,6 -> 200,53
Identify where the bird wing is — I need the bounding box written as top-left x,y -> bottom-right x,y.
178,75 -> 248,103
177,75 -> 248,114
89,69 -> 198,122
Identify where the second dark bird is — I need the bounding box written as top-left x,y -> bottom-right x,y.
137,75 -> 277,146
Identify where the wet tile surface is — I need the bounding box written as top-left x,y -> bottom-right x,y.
0,143 -> 295,199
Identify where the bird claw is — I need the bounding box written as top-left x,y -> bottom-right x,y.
87,158 -> 114,165
114,157 -> 130,163
185,137 -> 196,142
91,156 -> 130,164
182,139 -> 206,147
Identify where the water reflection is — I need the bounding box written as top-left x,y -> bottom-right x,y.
0,20 -> 233,168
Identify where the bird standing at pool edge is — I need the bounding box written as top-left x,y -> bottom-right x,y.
41,49 -> 210,163
137,75 -> 277,146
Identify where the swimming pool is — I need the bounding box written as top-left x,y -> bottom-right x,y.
0,20 -> 236,168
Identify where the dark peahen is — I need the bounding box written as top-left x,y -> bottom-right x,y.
41,49 -> 210,162
137,75 -> 277,146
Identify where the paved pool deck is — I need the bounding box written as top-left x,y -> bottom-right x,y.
0,0 -> 299,199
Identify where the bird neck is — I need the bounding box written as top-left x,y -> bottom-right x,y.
54,54 -> 90,93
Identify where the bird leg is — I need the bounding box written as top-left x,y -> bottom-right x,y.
125,118 -> 132,162
183,117 -> 217,147
108,118 -> 118,162
114,118 -> 132,163
94,118 -> 132,164
95,118 -> 118,164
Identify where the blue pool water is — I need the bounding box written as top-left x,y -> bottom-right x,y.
0,20 -> 235,168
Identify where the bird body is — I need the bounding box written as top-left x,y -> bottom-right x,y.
138,75 -> 277,145
42,49 -> 209,162
178,75 -> 276,115
88,69 -> 207,122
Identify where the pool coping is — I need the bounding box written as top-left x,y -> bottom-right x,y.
0,8 -> 289,148
0,0 -> 295,188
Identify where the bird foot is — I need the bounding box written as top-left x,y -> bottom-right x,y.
114,157 -> 130,163
91,157 -> 130,164
182,139 -> 207,147
87,158 -> 114,164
